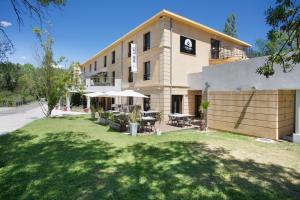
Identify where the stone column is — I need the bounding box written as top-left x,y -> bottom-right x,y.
87,96 -> 91,112
66,93 -> 71,111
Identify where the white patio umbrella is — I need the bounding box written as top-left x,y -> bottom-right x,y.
119,90 -> 149,98
104,91 -> 122,97
84,92 -> 105,98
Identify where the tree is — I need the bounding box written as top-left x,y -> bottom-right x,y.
254,32 -> 290,56
223,14 -> 237,37
33,28 -> 69,117
0,62 -> 21,91
0,0 -> 66,61
257,0 -> 300,78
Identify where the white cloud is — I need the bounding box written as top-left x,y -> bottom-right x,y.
0,21 -> 12,28
20,56 -> 27,60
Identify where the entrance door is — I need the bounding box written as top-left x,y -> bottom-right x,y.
172,95 -> 183,114
195,95 -> 201,118
211,39 -> 220,59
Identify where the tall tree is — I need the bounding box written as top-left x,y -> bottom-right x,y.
223,13 -> 237,37
0,0 -> 66,61
33,28 -> 69,117
257,0 -> 300,78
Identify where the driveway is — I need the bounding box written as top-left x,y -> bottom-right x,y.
0,102 -> 46,135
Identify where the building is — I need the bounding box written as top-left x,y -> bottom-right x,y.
80,10 -> 251,120
189,57 -> 300,140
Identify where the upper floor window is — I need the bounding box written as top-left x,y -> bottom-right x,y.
128,66 -> 133,83
144,61 -> 151,80
211,39 -> 220,59
94,61 -> 97,71
89,64 -> 92,72
143,32 -> 150,51
128,41 -> 133,57
112,51 -> 115,64
104,56 -> 107,67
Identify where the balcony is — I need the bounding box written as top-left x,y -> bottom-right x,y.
209,47 -> 250,65
84,77 -> 121,93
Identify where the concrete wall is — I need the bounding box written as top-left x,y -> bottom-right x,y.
199,56 -> 300,91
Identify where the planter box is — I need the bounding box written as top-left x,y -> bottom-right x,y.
109,121 -> 122,131
129,123 -> 138,136
98,118 -> 109,126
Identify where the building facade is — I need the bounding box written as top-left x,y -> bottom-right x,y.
81,10 -> 251,120
189,56 -> 300,140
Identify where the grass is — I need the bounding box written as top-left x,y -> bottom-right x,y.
0,115 -> 300,200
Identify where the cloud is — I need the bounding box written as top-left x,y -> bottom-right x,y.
20,56 -> 27,60
0,21 -> 12,28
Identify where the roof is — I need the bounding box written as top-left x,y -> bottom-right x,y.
82,9 -> 252,66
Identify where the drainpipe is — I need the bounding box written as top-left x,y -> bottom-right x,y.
170,18 -> 173,113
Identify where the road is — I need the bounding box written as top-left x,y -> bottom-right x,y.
0,102 -> 46,135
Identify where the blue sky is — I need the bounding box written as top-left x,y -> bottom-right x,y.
0,0 -> 274,66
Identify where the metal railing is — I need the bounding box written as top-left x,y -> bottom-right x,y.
90,76 -> 116,86
209,47 -> 254,60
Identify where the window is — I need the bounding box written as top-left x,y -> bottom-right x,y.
83,67 -> 85,73
128,97 -> 133,105
211,39 -> 220,59
128,67 -> 133,83
128,41 -> 133,57
112,51 -> 115,64
143,95 -> 151,111
112,71 -> 115,85
94,61 -> 97,71
104,56 -> 107,67
143,61 -> 151,80
89,64 -> 92,72
143,32 -> 150,51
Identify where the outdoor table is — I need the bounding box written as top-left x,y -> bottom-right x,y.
139,116 -> 156,133
169,114 -> 194,127
141,110 -> 159,118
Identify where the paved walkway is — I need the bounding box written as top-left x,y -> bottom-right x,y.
0,103 -> 46,135
0,103 -> 86,135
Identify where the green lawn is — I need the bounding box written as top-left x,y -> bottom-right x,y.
0,115 -> 300,200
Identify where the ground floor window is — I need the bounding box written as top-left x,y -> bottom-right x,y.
195,95 -> 202,118
171,95 -> 183,113
143,95 -> 151,111
128,97 -> 133,105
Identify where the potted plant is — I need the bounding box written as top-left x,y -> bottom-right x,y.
155,112 -> 162,135
128,109 -> 140,136
90,104 -> 97,120
98,107 -> 107,125
199,100 -> 210,131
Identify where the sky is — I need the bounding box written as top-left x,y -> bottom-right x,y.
0,0 -> 275,66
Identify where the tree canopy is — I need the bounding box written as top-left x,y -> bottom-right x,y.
257,0 -> 300,78
223,14 -> 237,37
0,0 -> 66,61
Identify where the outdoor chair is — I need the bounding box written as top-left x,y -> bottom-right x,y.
177,119 -> 185,127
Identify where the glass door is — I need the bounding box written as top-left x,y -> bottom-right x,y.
211,39 -> 220,59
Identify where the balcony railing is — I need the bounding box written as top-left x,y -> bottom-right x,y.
143,74 -> 151,81
90,76 -> 116,87
209,47 -> 255,60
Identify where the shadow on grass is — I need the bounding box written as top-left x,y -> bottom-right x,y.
0,131 -> 299,200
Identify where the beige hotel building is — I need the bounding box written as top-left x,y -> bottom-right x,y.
80,10 -> 251,121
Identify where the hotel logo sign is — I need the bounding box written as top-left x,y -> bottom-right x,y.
131,43 -> 137,72
180,36 -> 196,55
